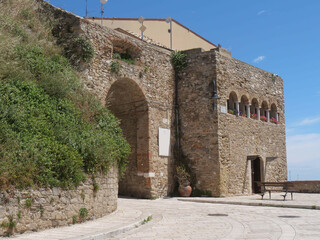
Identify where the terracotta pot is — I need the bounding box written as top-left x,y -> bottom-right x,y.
178,185 -> 192,197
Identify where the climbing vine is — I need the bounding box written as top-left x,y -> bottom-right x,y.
171,51 -> 187,73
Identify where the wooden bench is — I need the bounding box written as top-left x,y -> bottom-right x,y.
256,182 -> 295,201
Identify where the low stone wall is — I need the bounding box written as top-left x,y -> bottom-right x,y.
288,181 -> 320,193
0,166 -> 118,236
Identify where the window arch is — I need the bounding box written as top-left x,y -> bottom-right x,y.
250,98 -> 259,119
270,103 -> 278,124
227,91 -> 238,115
260,101 -> 268,122
239,95 -> 249,117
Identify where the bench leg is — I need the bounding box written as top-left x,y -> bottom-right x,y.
283,192 -> 288,201
269,191 -> 271,199
291,192 -> 293,200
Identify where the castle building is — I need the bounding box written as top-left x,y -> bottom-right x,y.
56,6 -> 286,198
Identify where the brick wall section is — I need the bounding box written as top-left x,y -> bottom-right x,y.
0,166 -> 118,236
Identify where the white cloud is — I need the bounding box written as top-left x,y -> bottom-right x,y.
295,116 -> 320,126
253,56 -> 265,63
287,133 -> 320,164
257,10 -> 266,15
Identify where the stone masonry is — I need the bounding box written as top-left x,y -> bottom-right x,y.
0,166 -> 118,236
8,0 -> 287,203
39,0 -> 176,199
39,1 -> 287,198
0,0 -> 288,236
179,48 -> 286,196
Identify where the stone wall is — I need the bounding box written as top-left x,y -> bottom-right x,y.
36,1 -> 287,200
179,48 -> 287,197
0,166 -> 118,236
288,181 -> 320,193
39,0 -> 176,198
178,49 -> 220,196
215,48 -> 287,196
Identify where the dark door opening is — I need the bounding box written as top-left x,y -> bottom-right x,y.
251,157 -> 262,193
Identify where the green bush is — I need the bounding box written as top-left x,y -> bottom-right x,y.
1,215 -> 16,236
110,61 -> 121,74
0,78 -> 129,189
79,208 -> 88,220
0,0 -> 130,190
64,37 -> 95,64
171,51 -> 187,72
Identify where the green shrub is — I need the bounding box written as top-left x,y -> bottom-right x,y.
1,215 -> 16,236
171,51 -> 187,72
17,211 -> 22,219
93,182 -> 99,193
0,0 -> 130,191
110,61 -> 121,74
72,215 -> 77,224
79,208 -> 88,220
25,198 -> 32,208
64,37 -> 94,64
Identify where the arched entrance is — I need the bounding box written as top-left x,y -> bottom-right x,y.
106,78 -> 150,198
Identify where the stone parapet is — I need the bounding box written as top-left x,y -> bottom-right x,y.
288,181 -> 320,193
0,165 -> 118,236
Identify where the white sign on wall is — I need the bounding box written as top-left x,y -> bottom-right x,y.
220,105 -> 227,113
159,128 -> 171,157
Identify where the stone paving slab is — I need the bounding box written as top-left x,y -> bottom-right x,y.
178,193 -> 320,210
5,194 -> 320,240
112,196 -> 320,240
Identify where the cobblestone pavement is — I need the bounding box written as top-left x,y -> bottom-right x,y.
8,194 -> 320,240
112,197 -> 320,240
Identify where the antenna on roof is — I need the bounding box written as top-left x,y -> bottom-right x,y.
138,16 -> 146,40
166,17 -> 173,50
100,0 -> 108,26
85,0 -> 88,17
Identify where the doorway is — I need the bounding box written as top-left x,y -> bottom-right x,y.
251,157 -> 262,193
107,78 -> 149,198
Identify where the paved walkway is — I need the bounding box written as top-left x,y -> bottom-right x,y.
8,193 -> 320,240
179,192 -> 320,210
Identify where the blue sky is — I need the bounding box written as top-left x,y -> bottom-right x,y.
48,0 -> 320,180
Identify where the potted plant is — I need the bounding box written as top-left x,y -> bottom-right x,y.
270,117 -> 278,124
260,115 -> 267,122
176,165 -> 192,197
250,113 -> 257,120
227,109 -> 234,115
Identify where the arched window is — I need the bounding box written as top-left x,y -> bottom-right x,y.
260,101 -> 268,122
250,98 -> 259,120
270,104 -> 278,124
239,95 -> 249,117
227,92 -> 238,115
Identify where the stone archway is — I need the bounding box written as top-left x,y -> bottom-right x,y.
106,78 -> 150,198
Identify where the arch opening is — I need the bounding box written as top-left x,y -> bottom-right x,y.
239,95 -> 249,117
107,78 -> 149,198
250,98 -> 259,119
227,91 -> 238,115
270,103 -> 278,124
260,101 -> 269,122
